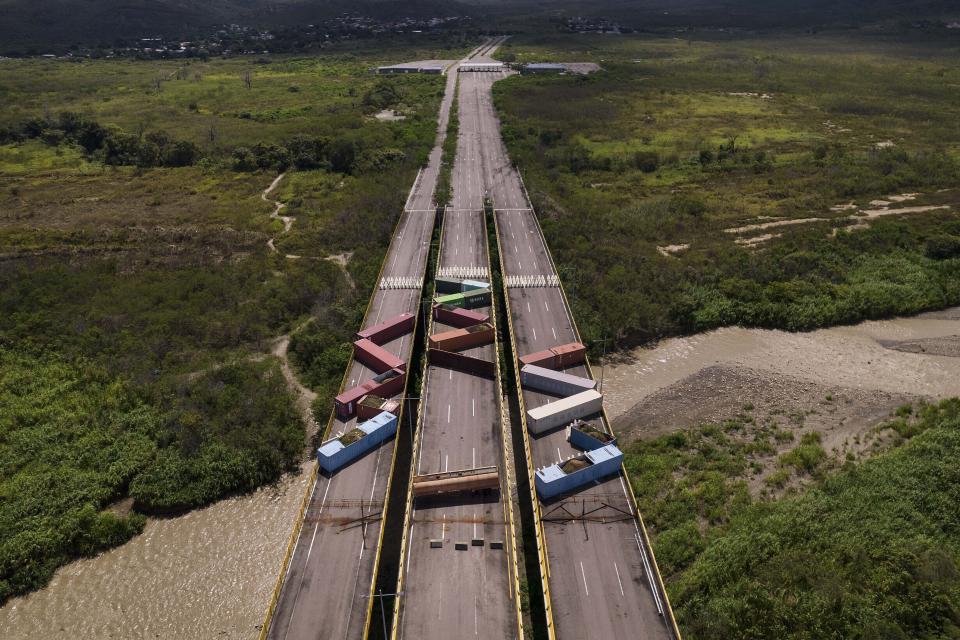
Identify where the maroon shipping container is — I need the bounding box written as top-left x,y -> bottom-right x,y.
551,342 -> 587,368
357,394 -> 386,421
432,303 -> 489,328
519,342 -> 587,370
356,312 -> 415,345
367,367 -> 406,398
519,348 -> 556,368
353,338 -> 405,374
335,380 -> 377,419
429,323 -> 494,352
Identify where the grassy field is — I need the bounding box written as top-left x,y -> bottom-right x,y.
493,32 -> 960,349
625,399 -> 960,639
0,39 -> 465,603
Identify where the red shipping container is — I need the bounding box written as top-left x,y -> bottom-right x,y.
433,303 -> 489,328
335,380 -> 377,419
367,368 -> 406,398
357,312 -> 415,345
519,348 -> 556,368
551,342 -> 587,368
429,323 -> 494,352
353,338 -> 405,374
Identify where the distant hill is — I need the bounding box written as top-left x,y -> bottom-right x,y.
0,0 -> 468,52
1,0 -> 956,52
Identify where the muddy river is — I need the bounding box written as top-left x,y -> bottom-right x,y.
0,466 -> 311,640
4,310 -> 960,639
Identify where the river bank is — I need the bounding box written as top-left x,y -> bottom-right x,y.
605,308 -> 960,462
0,466 -> 311,640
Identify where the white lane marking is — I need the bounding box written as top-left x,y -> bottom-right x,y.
472,398 -> 475,416
619,476 -> 632,512
526,301 -> 531,313
317,478 -> 332,514
614,562 -> 625,596
305,523 -> 320,562
580,561 -> 590,596
447,404 -> 451,423
445,454 -> 448,472
557,447 -> 562,463
532,327 -> 537,341
545,300 -> 550,312
551,327 -> 557,341
472,447 -> 476,468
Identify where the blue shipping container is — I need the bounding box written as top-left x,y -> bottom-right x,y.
534,444 -> 623,500
567,421 -> 616,451
317,411 -> 398,473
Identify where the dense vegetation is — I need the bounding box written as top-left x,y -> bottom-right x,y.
629,399 -> 960,639
0,43 -> 455,603
494,33 -> 960,350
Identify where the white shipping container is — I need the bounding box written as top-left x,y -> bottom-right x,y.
526,389 -> 603,434
521,363 -> 596,397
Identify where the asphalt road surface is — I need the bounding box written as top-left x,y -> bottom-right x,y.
392,39 -> 520,640
455,50 -> 678,640
265,43 -> 485,640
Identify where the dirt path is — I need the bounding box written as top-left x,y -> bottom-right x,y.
261,173 -> 295,254
270,328 -> 319,445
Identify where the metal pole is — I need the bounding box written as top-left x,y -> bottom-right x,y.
379,588 -> 387,640
599,336 -> 607,394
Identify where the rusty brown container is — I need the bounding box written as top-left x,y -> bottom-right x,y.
429,322 -> 494,352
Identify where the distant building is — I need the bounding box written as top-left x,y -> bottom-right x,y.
522,63 -> 566,74
377,61 -> 447,74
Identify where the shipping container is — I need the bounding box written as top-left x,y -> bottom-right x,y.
317,411 -> 398,473
435,291 -> 466,307
366,367 -> 406,398
434,276 -> 464,295
432,303 -> 489,328
460,279 -> 490,292
526,389 -> 603,434
334,379 -> 378,419
353,338 -> 405,374
357,395 -> 401,421
428,349 -> 497,378
521,364 -> 596,397
534,444 -> 623,499
435,289 -> 491,310
429,322 -> 494,352
518,348 -> 556,369
552,342 -> 587,368
356,312 -> 415,345
567,419 -> 616,451
412,466 -> 500,497
518,342 -> 587,370
461,288 -> 491,309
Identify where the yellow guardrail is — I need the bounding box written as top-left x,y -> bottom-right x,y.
258,166 -> 433,640
491,209 -> 558,640
258,461 -> 319,640
514,171 -> 682,639
390,205 -> 445,639
484,207 -> 526,640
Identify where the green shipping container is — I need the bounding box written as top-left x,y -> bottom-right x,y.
435,292 -> 466,308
